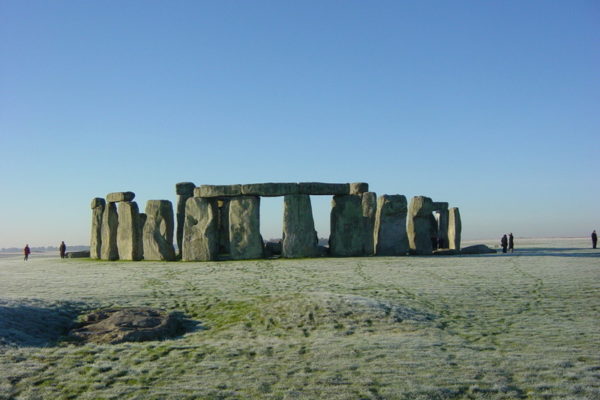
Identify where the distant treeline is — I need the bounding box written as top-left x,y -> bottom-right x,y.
0,245 -> 90,253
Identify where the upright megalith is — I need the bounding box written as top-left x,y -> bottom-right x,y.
407,196 -> 434,255
329,192 -> 377,257
101,202 -> 119,260
143,200 -> 175,261
217,200 -> 230,254
117,202 -> 143,261
175,182 -> 195,258
90,198 -> 105,259
228,196 -> 264,260
282,194 -> 319,258
448,207 -> 462,251
432,202 -> 449,249
182,198 -> 219,261
373,195 -> 409,256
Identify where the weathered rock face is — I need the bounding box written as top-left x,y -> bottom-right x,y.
407,196 -> 434,255
68,307 -> 182,344
374,195 -> 409,256
182,198 -> 219,261
228,196 -> 264,260
66,250 -> 91,258
138,213 -> 146,256
282,194 -> 319,258
350,182 -> 369,195
195,185 -> 242,198
329,192 -> 376,257
175,182 -> 195,258
106,192 -> 135,203
100,202 -> 119,260
143,200 -> 176,261
90,198 -> 105,259
298,182 -> 349,195
242,183 -> 299,197
448,207 -> 462,251
217,200 -> 230,254
434,209 -> 450,249
117,202 -> 143,261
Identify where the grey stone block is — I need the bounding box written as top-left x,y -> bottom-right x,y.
282,194 -> 319,258
143,200 -> 175,261
228,196 -> 264,260
448,207 -> 462,251
90,199 -> 105,259
175,182 -> 196,196
241,182 -> 299,197
407,196 -> 434,255
117,202 -> 143,261
329,192 -> 376,257
374,195 -> 409,256
101,202 -> 119,260
194,185 -> 242,198
298,182 -> 350,195
182,198 -> 219,261
106,192 -> 135,203
350,182 -> 369,195
91,197 -> 105,209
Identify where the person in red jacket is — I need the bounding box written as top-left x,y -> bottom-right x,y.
24,244 -> 31,261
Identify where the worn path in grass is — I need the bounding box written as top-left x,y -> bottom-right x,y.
1,238 -> 599,399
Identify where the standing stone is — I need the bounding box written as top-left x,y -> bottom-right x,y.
448,207 -> 462,251
175,182 -> 195,258
329,192 -> 376,257
90,198 -> 105,259
217,200 -> 230,254
282,194 -> 319,258
138,213 -> 147,257
429,213 -> 439,250
143,200 -> 176,261
350,182 -> 369,195
117,202 -> 143,261
228,196 -> 264,260
407,196 -> 434,255
373,195 -> 409,256
434,209 -> 449,249
182,198 -> 219,261
101,202 -> 119,260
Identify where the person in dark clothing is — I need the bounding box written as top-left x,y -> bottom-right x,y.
508,233 -> 514,253
24,244 -> 31,261
59,241 -> 67,258
501,234 -> 508,253
592,231 -> 598,249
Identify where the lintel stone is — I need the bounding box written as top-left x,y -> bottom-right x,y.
298,182 -> 350,195
106,192 -> 135,203
241,183 -> 299,197
350,182 -> 369,195
194,185 -> 242,198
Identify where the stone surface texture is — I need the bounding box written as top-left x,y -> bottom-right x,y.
298,182 -> 349,195
448,207 -> 462,250
218,200 -> 230,254
66,250 -> 91,258
68,308 -> 182,344
117,201 -> 143,261
241,183 -> 299,197
407,196 -> 434,255
106,192 -> 135,203
374,195 -> 409,256
282,194 -> 319,258
143,200 -> 176,261
90,198 -> 105,259
100,202 -> 119,260
461,244 -> 495,254
182,198 -> 219,261
176,182 -> 196,258
434,209 -> 450,249
228,196 -> 264,260
195,185 -> 242,198
350,182 -> 369,195
329,192 -> 376,257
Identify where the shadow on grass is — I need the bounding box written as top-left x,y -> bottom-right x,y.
461,248 -> 599,258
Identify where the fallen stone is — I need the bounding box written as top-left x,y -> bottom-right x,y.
182,197 -> 219,261
229,196 -> 264,260
350,182 -> 369,195
282,194 -> 319,258
298,182 -> 350,196
194,185 -> 242,198
106,192 -> 135,203
460,244 -> 495,254
143,200 -> 176,261
407,196 -> 434,255
374,195 -> 409,256
175,182 -> 196,258
66,250 -> 91,258
117,202 -> 143,261
448,207 -> 462,251
241,182 -> 299,197
68,307 -> 183,344
90,198 -> 105,259
432,249 -> 460,256
100,202 -> 119,260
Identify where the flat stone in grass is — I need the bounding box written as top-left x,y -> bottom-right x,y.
68,307 -> 182,344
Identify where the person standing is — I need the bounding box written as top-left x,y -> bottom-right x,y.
508,233 -> 514,253
592,230 -> 598,249
24,244 -> 31,261
59,241 -> 67,258
501,234 -> 508,253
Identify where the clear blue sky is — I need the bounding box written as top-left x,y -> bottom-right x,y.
1,1 -> 598,248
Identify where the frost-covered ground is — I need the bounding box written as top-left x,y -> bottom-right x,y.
0,238 -> 599,399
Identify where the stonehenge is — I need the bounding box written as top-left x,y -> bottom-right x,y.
90,182 -> 462,261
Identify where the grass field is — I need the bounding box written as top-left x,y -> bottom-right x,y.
1,238 -> 599,399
